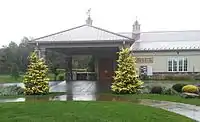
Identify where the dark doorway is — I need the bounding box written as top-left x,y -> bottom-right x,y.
98,58 -> 114,81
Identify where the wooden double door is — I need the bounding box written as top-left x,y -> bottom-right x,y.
98,58 -> 115,81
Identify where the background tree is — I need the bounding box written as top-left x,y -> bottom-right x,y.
23,51 -> 49,95
18,37 -> 34,72
111,48 -> 143,94
0,37 -> 34,74
10,63 -> 20,80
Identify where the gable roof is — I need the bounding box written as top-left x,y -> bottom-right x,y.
119,30 -> 200,51
33,24 -> 133,43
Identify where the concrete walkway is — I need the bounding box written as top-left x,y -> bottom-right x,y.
140,99 -> 200,122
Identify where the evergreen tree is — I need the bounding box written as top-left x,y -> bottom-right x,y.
111,48 -> 143,94
23,51 -> 49,95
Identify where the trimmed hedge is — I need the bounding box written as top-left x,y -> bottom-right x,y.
0,85 -> 24,96
151,86 -> 163,94
182,85 -> 199,94
172,83 -> 187,93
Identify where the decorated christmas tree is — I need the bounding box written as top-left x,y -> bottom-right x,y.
111,48 -> 143,94
23,51 -> 49,95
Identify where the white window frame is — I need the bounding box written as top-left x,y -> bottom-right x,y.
168,59 -> 173,71
183,58 -> 188,71
178,58 -> 183,71
167,57 -> 188,72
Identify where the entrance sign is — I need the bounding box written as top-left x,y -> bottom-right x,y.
136,57 -> 153,63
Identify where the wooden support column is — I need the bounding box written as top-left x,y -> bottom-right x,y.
113,54 -> 117,72
65,56 -> 73,81
94,56 -> 99,80
34,46 -> 40,58
40,48 -> 46,61
34,46 -> 46,61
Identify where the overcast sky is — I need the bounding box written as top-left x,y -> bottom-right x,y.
0,0 -> 200,47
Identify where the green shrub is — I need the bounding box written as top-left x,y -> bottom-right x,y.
51,67 -> 66,81
140,75 -> 150,80
164,75 -> 192,81
58,74 -> 65,81
0,85 -> 24,96
51,65 -> 59,81
140,86 -> 151,94
57,69 -> 65,73
150,86 -> 163,94
172,83 -> 187,92
197,84 -> 200,91
182,85 -> 199,93
163,88 -> 178,95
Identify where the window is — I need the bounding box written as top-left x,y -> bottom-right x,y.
168,57 -> 188,72
173,59 -> 177,71
168,60 -> 172,71
179,59 -> 183,71
184,58 -> 188,71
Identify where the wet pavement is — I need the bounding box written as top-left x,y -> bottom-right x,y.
0,80 -> 200,121
0,80 -> 111,93
141,99 -> 200,122
0,80 -> 112,102
0,98 -> 25,103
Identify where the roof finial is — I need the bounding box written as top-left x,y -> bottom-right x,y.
86,8 -> 91,17
86,8 -> 93,25
135,16 -> 139,25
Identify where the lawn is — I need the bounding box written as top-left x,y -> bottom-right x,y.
0,101 -> 193,122
112,94 -> 200,106
1,93 -> 200,106
143,80 -> 199,83
0,74 -> 55,83
0,74 -> 23,83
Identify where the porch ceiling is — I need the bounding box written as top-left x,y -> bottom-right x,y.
48,47 -> 119,55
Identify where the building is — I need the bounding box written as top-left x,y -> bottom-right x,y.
31,15 -> 200,81
121,20 -> 200,79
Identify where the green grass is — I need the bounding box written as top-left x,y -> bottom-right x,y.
0,74 -> 23,83
0,101 -> 193,122
2,93 -> 200,106
0,74 -> 55,83
109,94 -> 200,106
0,92 -> 66,99
143,80 -> 199,83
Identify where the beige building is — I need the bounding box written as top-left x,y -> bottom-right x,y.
120,20 -> 200,77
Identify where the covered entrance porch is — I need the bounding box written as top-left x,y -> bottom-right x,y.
30,16 -> 134,82
47,47 -> 119,82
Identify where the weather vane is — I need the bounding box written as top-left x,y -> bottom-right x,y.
86,8 -> 91,17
